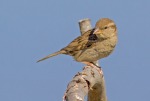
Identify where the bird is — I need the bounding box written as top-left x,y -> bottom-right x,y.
37,18 -> 118,68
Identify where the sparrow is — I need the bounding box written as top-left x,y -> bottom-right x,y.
37,18 -> 118,67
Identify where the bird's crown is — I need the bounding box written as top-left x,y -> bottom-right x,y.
95,18 -> 115,28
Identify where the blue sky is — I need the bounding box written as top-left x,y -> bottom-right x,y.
0,0 -> 150,101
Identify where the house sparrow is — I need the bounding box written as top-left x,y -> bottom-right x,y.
37,18 -> 117,67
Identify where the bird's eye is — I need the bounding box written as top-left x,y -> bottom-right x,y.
104,26 -> 108,29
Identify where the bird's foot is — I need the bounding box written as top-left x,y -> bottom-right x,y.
82,62 -> 103,75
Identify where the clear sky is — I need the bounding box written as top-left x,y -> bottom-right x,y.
0,0 -> 150,101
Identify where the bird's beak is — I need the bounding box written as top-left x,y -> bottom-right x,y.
93,28 -> 102,34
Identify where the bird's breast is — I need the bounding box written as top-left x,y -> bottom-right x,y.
74,36 -> 117,62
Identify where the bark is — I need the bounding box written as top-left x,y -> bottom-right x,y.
63,19 -> 107,101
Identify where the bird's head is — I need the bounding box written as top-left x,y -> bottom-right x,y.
93,18 -> 117,39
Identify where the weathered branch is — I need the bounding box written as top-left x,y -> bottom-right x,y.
63,18 -> 107,101
79,18 -> 92,35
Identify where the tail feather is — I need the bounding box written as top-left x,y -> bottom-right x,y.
37,50 -> 66,62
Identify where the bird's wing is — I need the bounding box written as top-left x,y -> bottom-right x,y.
61,29 -> 97,55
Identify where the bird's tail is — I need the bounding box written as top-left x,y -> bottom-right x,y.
37,50 -> 66,62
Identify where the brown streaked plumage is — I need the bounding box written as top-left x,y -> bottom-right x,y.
37,18 -> 118,67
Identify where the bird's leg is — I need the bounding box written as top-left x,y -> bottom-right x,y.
82,62 -> 103,75
82,61 -> 98,68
